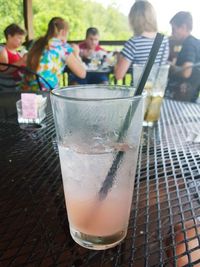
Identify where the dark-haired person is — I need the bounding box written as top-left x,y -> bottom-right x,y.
79,27 -> 106,61
69,27 -> 108,85
24,17 -> 86,91
0,23 -> 26,71
166,11 -> 200,102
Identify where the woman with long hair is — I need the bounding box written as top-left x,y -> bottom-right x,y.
25,17 -> 86,90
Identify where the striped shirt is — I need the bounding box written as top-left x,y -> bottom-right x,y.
121,35 -> 169,65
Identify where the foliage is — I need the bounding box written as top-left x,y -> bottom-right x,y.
0,0 -> 131,43
0,0 -> 23,43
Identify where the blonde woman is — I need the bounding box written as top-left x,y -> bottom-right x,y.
25,17 -> 86,91
114,0 -> 169,80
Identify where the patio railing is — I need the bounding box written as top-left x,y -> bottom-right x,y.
68,40 -> 125,46
66,40 -> 131,86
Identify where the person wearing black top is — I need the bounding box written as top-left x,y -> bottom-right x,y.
166,11 -> 200,102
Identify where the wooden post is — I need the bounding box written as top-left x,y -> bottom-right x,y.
23,0 -> 34,41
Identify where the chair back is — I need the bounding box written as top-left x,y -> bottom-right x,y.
0,63 -> 53,91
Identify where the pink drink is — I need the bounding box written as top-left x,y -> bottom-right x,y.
51,86 -> 145,249
58,143 -> 137,250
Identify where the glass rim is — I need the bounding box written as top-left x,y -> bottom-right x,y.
51,85 -> 146,102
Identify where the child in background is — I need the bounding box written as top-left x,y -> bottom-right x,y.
25,17 -> 86,91
0,24 -> 26,77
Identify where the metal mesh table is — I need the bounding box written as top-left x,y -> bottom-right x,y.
0,99 -> 200,267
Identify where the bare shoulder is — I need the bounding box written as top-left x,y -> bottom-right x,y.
0,47 -> 9,68
0,47 -> 8,61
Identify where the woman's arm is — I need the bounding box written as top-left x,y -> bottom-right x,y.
0,48 -> 8,70
114,54 -> 131,80
66,52 -> 86,79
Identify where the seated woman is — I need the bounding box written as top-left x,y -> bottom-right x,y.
114,1 -> 169,81
24,17 -> 86,91
0,24 -> 26,81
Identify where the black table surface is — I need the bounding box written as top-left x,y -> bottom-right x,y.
63,65 -> 113,75
1,99 -> 200,266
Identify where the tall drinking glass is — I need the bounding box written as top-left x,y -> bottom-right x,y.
51,85 -> 145,250
133,64 -> 169,126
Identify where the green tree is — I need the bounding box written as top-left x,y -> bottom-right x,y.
0,0 -> 132,43
0,0 -> 23,43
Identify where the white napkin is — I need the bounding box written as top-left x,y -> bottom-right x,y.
186,124 -> 200,143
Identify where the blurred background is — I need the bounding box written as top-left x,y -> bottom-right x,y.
0,0 -> 199,42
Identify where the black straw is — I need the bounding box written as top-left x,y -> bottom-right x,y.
98,33 -> 164,200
